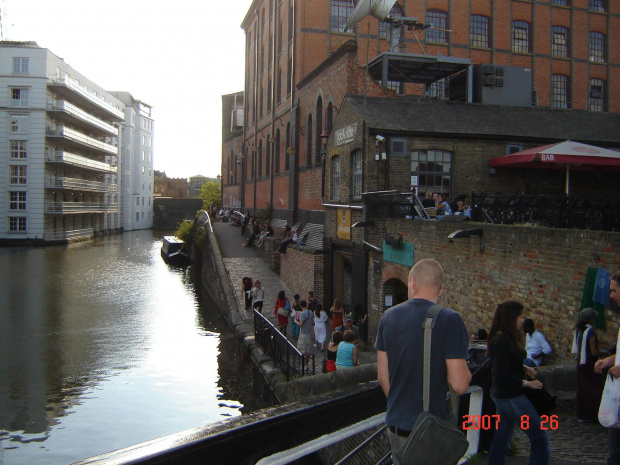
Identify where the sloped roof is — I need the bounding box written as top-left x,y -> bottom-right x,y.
344,96 -> 620,145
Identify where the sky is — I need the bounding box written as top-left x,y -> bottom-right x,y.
6,0 -> 254,179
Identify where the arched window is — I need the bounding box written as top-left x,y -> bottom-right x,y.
285,123 -> 291,171
589,78 -> 605,112
315,96 -> 323,164
426,10 -> 447,43
306,114 -> 313,167
551,75 -> 570,109
330,1 -> 353,32
351,149 -> 363,200
258,140 -> 263,177
470,15 -> 490,49
332,155 -> 341,200
266,134 -> 271,176
411,150 -> 452,198
589,32 -> 605,63
552,26 -> 569,58
275,129 -> 281,174
512,20 -> 531,53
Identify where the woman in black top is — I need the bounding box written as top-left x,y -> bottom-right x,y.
487,300 -> 550,465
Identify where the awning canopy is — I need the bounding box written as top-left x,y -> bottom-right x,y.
489,140 -> 620,195
490,140 -> 620,170
366,52 -> 472,85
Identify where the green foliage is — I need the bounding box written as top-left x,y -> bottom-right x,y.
199,181 -> 221,211
174,220 -> 206,259
174,220 -> 194,243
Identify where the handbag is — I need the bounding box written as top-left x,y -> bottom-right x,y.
390,304 -> 469,465
599,347 -> 620,428
277,307 -> 289,317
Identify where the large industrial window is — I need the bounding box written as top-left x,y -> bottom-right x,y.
589,32 -> 605,62
352,150 -> 363,200
426,10 -> 447,43
552,26 -> 569,58
512,21 -> 531,54
470,15 -> 490,49
9,217 -> 27,232
411,150 -> 452,197
332,155 -> 341,200
552,0 -> 569,5
589,0 -> 606,12
589,78 -> 605,112
551,75 -> 570,109
330,1 -> 353,32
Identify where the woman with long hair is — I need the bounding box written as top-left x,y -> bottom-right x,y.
330,298 -> 344,332
274,290 -> 290,335
325,331 -> 343,373
487,300 -> 550,465
313,303 -> 328,351
572,307 -> 604,422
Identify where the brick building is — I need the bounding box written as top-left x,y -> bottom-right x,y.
221,1 -> 620,336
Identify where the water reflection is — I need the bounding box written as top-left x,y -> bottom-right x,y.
0,230 -> 268,465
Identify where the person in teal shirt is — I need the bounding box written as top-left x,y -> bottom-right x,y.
336,330 -> 359,368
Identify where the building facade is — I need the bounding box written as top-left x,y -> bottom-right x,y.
0,42 -> 154,243
111,92 -> 154,231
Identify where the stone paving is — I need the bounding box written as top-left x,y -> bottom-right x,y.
212,221 -> 610,464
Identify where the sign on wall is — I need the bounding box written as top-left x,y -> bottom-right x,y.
337,208 -> 351,239
335,123 -> 357,147
383,241 -> 414,267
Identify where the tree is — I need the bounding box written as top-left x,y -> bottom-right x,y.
199,181 -> 221,211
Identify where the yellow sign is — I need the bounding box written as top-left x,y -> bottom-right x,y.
337,208 -> 351,240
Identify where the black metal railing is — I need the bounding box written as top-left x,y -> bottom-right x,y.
471,192 -> 620,231
367,193 -> 620,232
253,310 -> 315,379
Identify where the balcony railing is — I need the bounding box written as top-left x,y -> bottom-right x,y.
45,149 -> 117,173
46,126 -> 118,155
45,202 -> 118,214
47,100 -> 118,135
48,75 -> 124,120
44,228 -> 94,241
45,176 -> 118,193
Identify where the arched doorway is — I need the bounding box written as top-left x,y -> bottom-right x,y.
381,278 -> 408,311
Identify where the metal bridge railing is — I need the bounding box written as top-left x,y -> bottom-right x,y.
253,310 -> 315,380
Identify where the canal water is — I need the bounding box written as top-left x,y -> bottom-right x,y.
0,230 -> 269,465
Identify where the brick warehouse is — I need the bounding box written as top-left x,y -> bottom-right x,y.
221,1 -> 620,349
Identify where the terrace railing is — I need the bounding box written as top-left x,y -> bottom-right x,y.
253,310 -> 315,380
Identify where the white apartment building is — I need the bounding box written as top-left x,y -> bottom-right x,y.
111,92 -> 154,231
0,41 -> 153,243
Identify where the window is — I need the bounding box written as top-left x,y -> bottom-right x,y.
315,97 -> 323,165
352,150 -> 363,200
9,192 -> 27,211
589,0 -> 606,12
9,217 -> 27,232
379,4 -> 403,37
552,0 -> 569,4
10,115 -> 28,133
506,143 -> 524,154
306,114 -> 313,167
136,213 -> 140,222
426,10 -> 447,43
512,21 -> 531,54
266,136 -> 271,176
427,78 -> 447,99
332,155 -> 341,200
330,1 -> 353,32
258,142 -> 263,177
13,57 -> 29,74
551,75 -> 570,109
9,166 -> 27,185
285,123 -> 290,171
589,32 -> 605,63
275,129 -> 281,174
11,88 -> 29,108
136,197 -> 140,205
552,26 -> 569,58
410,150 -> 452,196
470,15 -> 490,48
10,140 -> 27,158
589,78 -> 605,112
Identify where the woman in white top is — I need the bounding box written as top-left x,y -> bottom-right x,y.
251,280 -> 264,314
313,304 -> 328,351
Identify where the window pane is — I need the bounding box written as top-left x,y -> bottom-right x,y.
426,10 -> 447,43
330,1 -> 353,32
470,15 -> 489,48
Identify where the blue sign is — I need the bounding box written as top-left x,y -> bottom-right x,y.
383,241 -> 414,267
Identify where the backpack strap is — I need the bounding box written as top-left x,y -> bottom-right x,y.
422,304 -> 443,412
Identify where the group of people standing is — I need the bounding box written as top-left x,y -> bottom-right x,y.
378,259 -> 620,465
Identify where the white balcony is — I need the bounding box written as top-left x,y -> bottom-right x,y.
48,75 -> 124,121
48,100 -> 119,136
45,176 -> 118,193
46,126 -> 118,155
45,202 -> 119,214
44,228 -> 94,241
46,149 -> 117,173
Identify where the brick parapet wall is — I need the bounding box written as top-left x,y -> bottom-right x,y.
365,219 -> 620,363
279,246 -> 325,305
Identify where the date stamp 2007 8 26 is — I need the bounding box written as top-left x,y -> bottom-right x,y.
462,414 -> 559,431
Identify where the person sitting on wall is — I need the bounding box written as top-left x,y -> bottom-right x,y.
523,318 -> 553,367
436,193 -> 453,216
278,226 -> 299,254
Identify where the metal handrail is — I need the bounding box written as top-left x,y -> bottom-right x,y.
334,424 -> 389,465
253,310 -> 314,379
